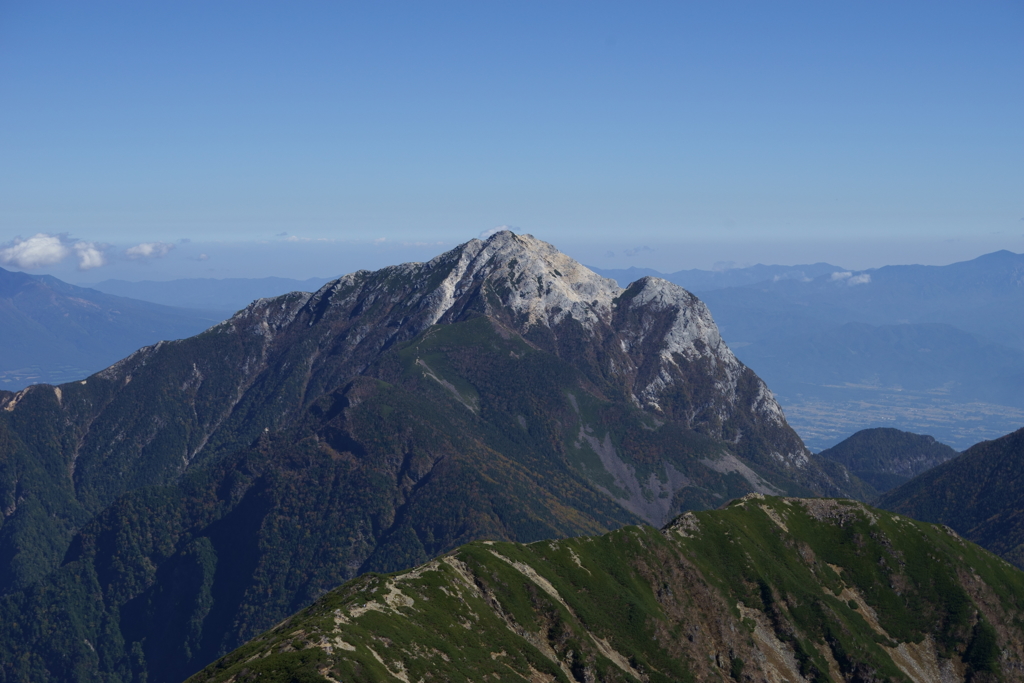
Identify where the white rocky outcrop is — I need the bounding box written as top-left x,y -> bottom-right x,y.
196,231 -> 788,441
307,231 -> 789,433
414,231 -> 621,331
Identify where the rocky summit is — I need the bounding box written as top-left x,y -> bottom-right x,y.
212,230 -> 833,498
0,232 -> 863,682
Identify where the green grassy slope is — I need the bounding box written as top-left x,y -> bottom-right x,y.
190,496 -> 1024,683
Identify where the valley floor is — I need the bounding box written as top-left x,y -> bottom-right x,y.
780,387 -> 1024,451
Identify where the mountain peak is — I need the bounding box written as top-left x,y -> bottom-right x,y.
436,231 -> 622,330
222,233 -> 797,449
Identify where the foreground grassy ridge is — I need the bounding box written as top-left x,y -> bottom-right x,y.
189,496 -> 1024,683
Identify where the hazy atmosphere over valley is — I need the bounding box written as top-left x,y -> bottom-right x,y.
2,2 -> 1023,682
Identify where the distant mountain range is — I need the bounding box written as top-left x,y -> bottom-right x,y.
10,252 -> 1022,449
84,276 -> 336,313
0,232 -> 865,683
191,495 -> 1024,683
595,250 -> 1024,450
592,261 -> 843,292
0,267 -> 225,389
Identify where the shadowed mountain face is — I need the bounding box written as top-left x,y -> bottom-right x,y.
0,267 -> 225,389
881,426 -> 1024,569
191,496 -> 1024,683
818,427 -> 959,494
0,232 -> 863,682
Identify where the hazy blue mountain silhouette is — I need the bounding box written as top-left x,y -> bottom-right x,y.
818,426 -> 958,494
0,267 -> 225,389
591,261 -> 842,292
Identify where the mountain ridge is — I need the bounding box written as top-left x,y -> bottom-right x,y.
629,250 -> 1024,450
189,495 -> 1024,683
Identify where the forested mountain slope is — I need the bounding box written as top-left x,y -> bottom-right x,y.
882,426 -> 1024,568
0,232 -> 863,682
818,427 -> 958,493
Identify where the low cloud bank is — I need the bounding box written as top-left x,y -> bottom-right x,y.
830,271 -> 871,286
0,234 -> 184,271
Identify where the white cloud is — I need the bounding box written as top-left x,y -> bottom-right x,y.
830,271 -> 870,285
73,242 -> 106,270
125,242 -> 175,259
0,234 -> 70,269
0,233 -> 111,270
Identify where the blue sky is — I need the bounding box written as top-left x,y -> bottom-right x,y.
1,1 -> 1021,280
